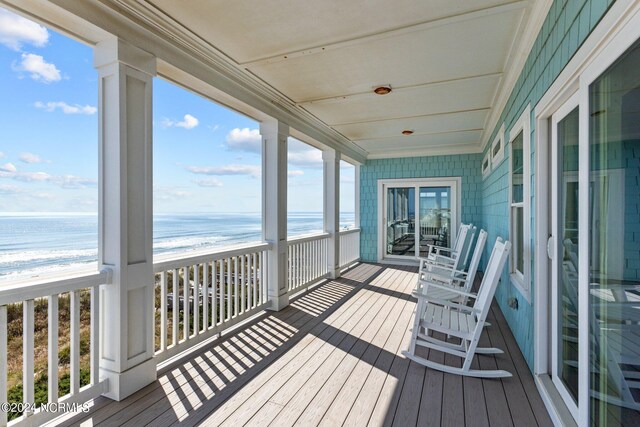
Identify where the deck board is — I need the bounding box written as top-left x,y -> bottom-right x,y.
55,263 -> 552,427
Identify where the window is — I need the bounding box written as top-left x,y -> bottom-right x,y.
509,105 -> 530,300
339,160 -> 356,229
491,124 -> 505,167
481,151 -> 491,179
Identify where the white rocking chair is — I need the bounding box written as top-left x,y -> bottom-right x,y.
417,230 -> 488,304
424,223 -> 473,267
403,237 -> 511,378
418,224 -> 475,284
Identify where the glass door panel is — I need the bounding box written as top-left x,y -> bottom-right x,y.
385,187 -> 415,256
589,38 -> 640,425
552,104 -> 580,417
418,186 -> 451,257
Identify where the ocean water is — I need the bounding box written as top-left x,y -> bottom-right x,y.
0,212 -> 354,279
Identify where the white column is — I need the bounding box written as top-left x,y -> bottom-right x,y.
354,163 -> 361,229
323,150 -> 341,279
261,120 -> 289,311
94,38 -> 156,401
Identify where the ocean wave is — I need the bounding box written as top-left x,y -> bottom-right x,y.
0,249 -> 98,264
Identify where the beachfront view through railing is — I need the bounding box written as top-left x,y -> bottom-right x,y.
152,242 -> 270,363
0,270 -> 110,426
0,228 -> 360,426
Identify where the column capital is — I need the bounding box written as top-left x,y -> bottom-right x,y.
260,119 -> 289,139
322,149 -> 341,162
94,37 -> 156,76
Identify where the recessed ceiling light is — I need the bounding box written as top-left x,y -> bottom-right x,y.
402,130 -> 414,135
373,86 -> 392,95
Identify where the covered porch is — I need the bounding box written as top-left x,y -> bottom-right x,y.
1,0 -> 640,426
54,263 -> 552,427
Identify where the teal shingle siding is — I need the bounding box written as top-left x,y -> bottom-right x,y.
359,154 -> 483,262
358,0 -> 616,371
480,0 -> 614,369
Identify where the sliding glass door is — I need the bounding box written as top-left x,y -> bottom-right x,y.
587,38 -> 640,426
551,95 -> 580,419
380,178 -> 459,261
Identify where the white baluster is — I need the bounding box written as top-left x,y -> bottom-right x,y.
172,269 -> 178,346
48,295 -> 59,403
1,305 -> 8,426
193,264 -> 199,336
70,290 -> 80,395
183,266 -> 190,341
234,257 -> 239,318
23,299 -> 35,414
160,271 -> 167,352
203,262 -> 209,331
90,285 -> 100,386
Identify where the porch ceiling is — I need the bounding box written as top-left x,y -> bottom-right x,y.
124,0 -> 543,158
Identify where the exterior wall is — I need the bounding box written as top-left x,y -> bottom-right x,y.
480,0 -> 615,368
359,154 -> 482,262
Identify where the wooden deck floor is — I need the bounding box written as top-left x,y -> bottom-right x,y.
58,263 -> 553,427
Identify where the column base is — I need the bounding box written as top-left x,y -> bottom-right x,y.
328,267 -> 341,280
267,293 -> 289,311
100,357 -> 157,401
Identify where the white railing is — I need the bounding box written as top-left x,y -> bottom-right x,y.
0,269 -> 111,427
339,228 -> 361,268
287,233 -> 330,292
152,242 -> 270,363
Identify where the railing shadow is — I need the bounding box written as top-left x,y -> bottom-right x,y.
58,263 -> 391,426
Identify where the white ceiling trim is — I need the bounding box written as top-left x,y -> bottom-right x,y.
239,0 -> 529,68
353,128 -> 484,143
295,72 -> 504,106
366,143 -> 483,159
329,107 -> 491,127
480,0 -> 553,151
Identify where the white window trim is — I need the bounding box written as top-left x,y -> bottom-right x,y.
376,177 -> 462,264
491,123 -> 506,167
508,105 -> 531,302
481,150 -> 491,179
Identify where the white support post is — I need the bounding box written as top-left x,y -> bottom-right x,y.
95,38 -> 157,401
323,150 -> 341,279
354,163 -> 361,229
261,120 -> 289,311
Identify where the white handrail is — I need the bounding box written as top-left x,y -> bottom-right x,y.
153,241 -> 270,273
286,232 -> 331,245
339,228 -> 361,236
0,268 -> 111,306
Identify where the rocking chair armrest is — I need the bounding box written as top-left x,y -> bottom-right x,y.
420,256 -> 456,268
420,271 -> 467,284
417,280 -> 478,299
422,297 -> 480,314
428,244 -> 451,253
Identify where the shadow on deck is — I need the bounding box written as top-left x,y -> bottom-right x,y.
56,263 -> 552,427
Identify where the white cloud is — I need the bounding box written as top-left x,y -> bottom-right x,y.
13,53 -> 61,83
161,114 -> 199,130
224,128 -> 261,154
13,171 -> 51,182
0,152 -> 5,159
154,187 -> 192,201
193,178 -> 224,187
19,152 -> 50,164
0,183 -> 23,194
0,162 -> 17,173
186,164 -> 261,179
288,170 -> 304,177
287,150 -> 323,169
34,101 -> 96,115
0,164 -> 96,189
0,9 -> 49,51
50,174 -> 97,189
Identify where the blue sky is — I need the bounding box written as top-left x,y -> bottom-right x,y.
0,8 -> 355,214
